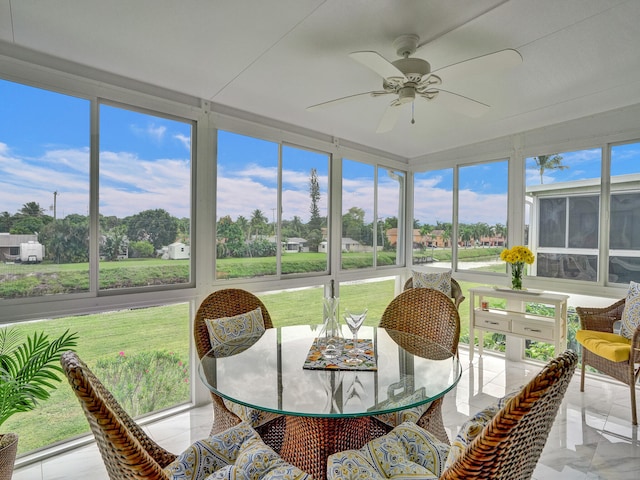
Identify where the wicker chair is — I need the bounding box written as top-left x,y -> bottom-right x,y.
403,277 -> 465,309
61,351 -> 309,480
194,288 -> 285,448
61,350 -> 179,479
377,287 -> 461,443
576,298 -> 640,425
328,350 -> 578,480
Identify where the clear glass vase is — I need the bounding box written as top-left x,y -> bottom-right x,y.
317,296 -> 344,359
511,262 -> 523,290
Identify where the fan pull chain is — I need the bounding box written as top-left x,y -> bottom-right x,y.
411,102 -> 415,125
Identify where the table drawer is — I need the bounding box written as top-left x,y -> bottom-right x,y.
512,321 -> 554,341
475,315 -> 510,332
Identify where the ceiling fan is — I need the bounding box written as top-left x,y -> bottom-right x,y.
307,34 -> 522,133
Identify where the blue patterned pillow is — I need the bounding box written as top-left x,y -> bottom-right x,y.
205,307 -> 265,356
620,281 -> 640,340
164,422 -> 256,480
165,422 -> 311,480
327,422 -> 447,479
444,390 -> 518,469
412,270 -> 452,297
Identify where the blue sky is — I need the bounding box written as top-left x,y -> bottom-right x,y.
1,78 -> 638,227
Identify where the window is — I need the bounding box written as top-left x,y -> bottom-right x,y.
281,145 -> 329,275
341,159 -> 375,269
377,168 -> 404,267
413,168 -> 454,265
526,149 -> 601,282
1,303 -> 190,454
341,160 -> 405,270
99,104 -> 193,290
458,160 -> 508,273
216,131 -> 330,279
216,131 -> 278,278
0,79 -> 90,299
609,142 -> 640,284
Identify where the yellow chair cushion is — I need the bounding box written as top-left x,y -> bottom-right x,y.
576,330 -> 631,362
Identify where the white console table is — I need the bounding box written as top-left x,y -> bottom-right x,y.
468,287 -> 569,361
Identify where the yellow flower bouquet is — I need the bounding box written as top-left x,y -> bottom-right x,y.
500,245 -> 535,290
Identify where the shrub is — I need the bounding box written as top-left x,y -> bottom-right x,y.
93,350 -> 189,417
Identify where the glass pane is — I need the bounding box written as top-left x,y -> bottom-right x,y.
610,142 -> 640,283
259,286 -> 326,327
341,159 -> 374,270
458,161 -> 508,273
339,278 -> 395,327
1,303 -> 190,455
537,253 -> 598,281
99,105 -> 192,290
216,131 -> 278,279
413,169 -> 454,266
568,196 -> 599,248
538,198 -> 567,247
526,149 -> 601,282
377,168 -> 404,267
281,145 -> 329,275
0,79 -> 90,299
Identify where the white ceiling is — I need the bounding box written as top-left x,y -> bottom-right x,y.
2,0 -> 640,160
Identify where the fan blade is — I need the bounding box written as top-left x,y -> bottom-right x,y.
431,89 -> 490,118
376,103 -> 404,133
433,49 -> 522,79
349,51 -> 406,80
306,91 -> 390,111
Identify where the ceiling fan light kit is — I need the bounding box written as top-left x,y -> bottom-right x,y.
307,34 -> 522,133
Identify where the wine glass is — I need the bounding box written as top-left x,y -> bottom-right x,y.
344,308 -> 368,364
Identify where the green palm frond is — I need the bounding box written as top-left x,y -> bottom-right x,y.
0,328 -> 78,428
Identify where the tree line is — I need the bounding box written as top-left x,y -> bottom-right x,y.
1,202 -> 187,262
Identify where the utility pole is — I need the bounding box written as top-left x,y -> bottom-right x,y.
53,191 -> 58,221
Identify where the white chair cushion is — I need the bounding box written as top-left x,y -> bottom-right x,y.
620,281 -> 640,339
412,270 -> 452,297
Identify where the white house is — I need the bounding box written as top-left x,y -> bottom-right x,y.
167,242 -> 190,260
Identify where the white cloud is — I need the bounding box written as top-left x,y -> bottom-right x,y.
174,133 -> 191,150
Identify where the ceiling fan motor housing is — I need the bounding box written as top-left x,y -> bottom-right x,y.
397,86 -> 416,104
392,57 -> 431,81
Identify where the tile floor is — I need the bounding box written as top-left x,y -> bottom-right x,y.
14,348 -> 640,479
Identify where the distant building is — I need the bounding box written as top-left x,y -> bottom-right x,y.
167,242 -> 190,259
0,233 -> 39,262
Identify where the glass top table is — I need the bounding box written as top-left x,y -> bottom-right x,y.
198,325 -> 461,418
198,325 -> 461,479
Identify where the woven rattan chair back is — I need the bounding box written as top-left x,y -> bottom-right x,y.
194,288 -> 273,359
380,287 -> 460,355
441,350 -> 578,480
577,298 -> 640,425
193,288 -> 277,435
61,351 -> 176,480
378,288 -> 461,443
403,277 -> 465,309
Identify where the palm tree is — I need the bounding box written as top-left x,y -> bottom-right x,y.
236,215 -> 250,241
250,209 -> 268,238
533,154 -> 568,184
19,201 -> 45,217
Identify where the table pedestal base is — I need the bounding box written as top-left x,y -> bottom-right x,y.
279,416 -> 374,479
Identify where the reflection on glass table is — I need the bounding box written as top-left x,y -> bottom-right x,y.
198,325 -> 461,479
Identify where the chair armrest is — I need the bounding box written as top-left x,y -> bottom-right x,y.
632,324 -> 640,363
576,298 -> 626,332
